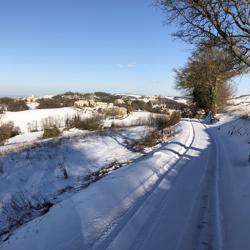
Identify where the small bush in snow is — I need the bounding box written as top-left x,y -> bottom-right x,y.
152,115 -> 169,131
42,127 -> 61,139
0,122 -> 20,145
128,112 -> 181,151
129,129 -> 163,152
167,111 -> 181,126
65,114 -> 103,131
240,112 -> 250,120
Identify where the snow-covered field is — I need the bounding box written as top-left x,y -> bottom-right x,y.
1,108 -> 79,134
0,108 -> 159,147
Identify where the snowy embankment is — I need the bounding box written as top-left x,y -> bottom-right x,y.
205,114 -> 250,250
0,126 -> 153,239
227,94 -> 250,117
0,120 -> 194,250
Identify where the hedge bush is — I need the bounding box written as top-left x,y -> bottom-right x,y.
42,127 -> 61,139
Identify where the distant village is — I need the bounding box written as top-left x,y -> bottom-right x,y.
0,92 -> 189,118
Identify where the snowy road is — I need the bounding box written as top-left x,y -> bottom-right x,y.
1,118 -> 248,250
104,120 -> 216,250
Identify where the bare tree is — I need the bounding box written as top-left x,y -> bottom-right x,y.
158,0 -> 250,67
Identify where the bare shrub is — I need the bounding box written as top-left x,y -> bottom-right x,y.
0,122 -> 20,145
127,112 -> 181,151
0,192 -> 53,238
65,114 -> 103,131
240,113 -> 250,120
41,116 -> 62,130
152,115 -> 169,131
140,112 -> 180,129
167,111 -> 181,126
111,114 -> 156,128
27,121 -> 39,132
130,129 -> 163,152
111,113 -> 180,129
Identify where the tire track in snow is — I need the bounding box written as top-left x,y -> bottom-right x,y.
205,125 -> 223,250
184,121 -> 223,250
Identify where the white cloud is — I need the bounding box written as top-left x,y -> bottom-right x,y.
116,64 -> 124,68
116,63 -> 136,68
127,63 -> 136,68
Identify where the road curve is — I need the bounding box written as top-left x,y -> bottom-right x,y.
102,120 -> 217,250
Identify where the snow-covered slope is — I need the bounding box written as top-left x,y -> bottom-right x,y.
0,120 -> 198,250
0,127 -> 152,236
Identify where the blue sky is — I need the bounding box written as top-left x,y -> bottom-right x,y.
0,0 -> 249,97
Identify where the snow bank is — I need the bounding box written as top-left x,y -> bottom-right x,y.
5,132 -> 43,145
205,114 -> 250,250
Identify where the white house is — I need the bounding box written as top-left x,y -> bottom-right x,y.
74,100 -> 90,108
114,99 -> 125,105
